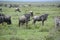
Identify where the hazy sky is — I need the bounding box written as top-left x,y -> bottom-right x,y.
0,0 -> 60,2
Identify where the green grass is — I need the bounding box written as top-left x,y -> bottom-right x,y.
0,5 -> 60,40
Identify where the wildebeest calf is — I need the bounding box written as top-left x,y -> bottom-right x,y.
33,14 -> 48,26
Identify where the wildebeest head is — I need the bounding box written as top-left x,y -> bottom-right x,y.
29,11 -> 33,17
44,14 -> 49,17
4,15 -> 11,24
44,14 -> 49,20
0,13 -> 5,24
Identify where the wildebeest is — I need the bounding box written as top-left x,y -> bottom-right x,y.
0,8 -> 2,12
33,14 -> 48,26
15,8 -> 21,12
55,16 -> 60,29
19,11 -> 33,26
0,13 -> 11,25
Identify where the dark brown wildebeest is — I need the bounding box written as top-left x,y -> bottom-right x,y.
19,11 -> 33,27
33,14 -> 48,26
0,13 -> 11,25
15,8 -> 21,12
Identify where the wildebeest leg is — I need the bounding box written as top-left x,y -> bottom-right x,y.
42,21 -> 44,26
26,22 -> 28,27
19,22 -> 23,27
33,20 -> 36,24
8,19 -> 11,25
19,21 -> 21,27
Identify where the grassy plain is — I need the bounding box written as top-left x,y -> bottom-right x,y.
0,2 -> 60,40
